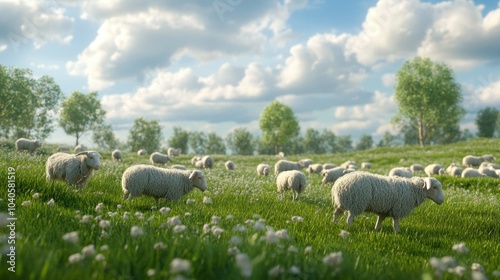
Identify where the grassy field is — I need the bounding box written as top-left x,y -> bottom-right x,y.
1,138 -> 500,279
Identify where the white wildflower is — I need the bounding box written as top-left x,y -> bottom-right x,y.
471,263 -> 484,272
173,225 -> 187,233
95,253 -> 105,262
291,216 -> 303,222
101,230 -> 108,238
131,226 -> 143,237
452,242 -> 469,254
147,269 -> 156,277
233,224 -> 247,233
186,198 -> 195,204
288,246 -> 298,253
99,220 -> 110,229
235,253 -> 253,278
116,204 -> 122,209
151,205 -> 157,210
441,256 -> 455,267
493,270 -> 500,277
227,246 -> 240,256
429,257 -> 446,272
122,212 -> 130,219
170,258 -> 191,273
203,223 -> 211,234
268,265 -> 284,278
449,266 -> 466,277
82,244 -> 96,258
21,201 -> 31,206
226,215 -> 234,220
253,221 -> 265,231
80,215 -> 92,223
203,196 -> 212,204
62,231 -> 79,244
323,252 -> 343,267
275,229 -> 288,239
134,212 -> 145,220
211,226 -> 224,237
32,193 -> 40,199
211,215 -> 221,224
304,246 -> 313,254
290,265 -> 301,275
265,230 -> 279,244
95,202 -> 104,212
167,216 -> 182,226
47,198 -> 55,206
229,236 -> 243,245
244,219 -> 254,226
339,230 -> 350,239
153,242 -> 165,250
100,245 -> 109,251
472,271 -> 488,280
184,212 -> 192,217
68,253 -> 82,264
159,207 -> 171,215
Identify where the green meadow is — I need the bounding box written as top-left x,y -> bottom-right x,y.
1,138 -> 499,279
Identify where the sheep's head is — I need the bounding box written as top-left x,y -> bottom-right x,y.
189,170 -> 207,192
35,140 -> 42,147
422,177 -> 444,205
263,166 -> 269,176
76,151 -> 102,170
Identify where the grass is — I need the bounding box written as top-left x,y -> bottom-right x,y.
1,138 -> 500,279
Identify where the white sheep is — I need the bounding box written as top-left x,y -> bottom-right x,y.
332,171 -> 444,232
167,147 -> 182,157
191,156 -> 202,166
15,138 -> 42,153
256,163 -> 270,176
340,160 -> 356,169
122,165 -> 207,202
361,162 -> 372,169
461,168 -> 484,178
480,162 -> 500,169
298,159 -> 313,169
445,163 -> 457,175
74,144 -> 86,153
274,160 -> 301,175
194,160 -> 204,169
450,166 -> 463,177
45,151 -> 102,188
201,155 -> 214,169
462,155 -> 485,167
276,170 -> 307,200
481,154 -> 495,162
171,165 -> 187,170
150,152 -> 172,166
137,149 -> 148,156
323,163 -> 336,170
478,165 -> 499,178
409,164 -> 424,173
388,167 -> 412,178
307,164 -> 323,175
321,167 -> 348,185
225,160 -> 235,171
112,150 -> 122,162
424,164 -> 445,177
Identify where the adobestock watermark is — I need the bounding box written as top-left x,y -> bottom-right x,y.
213,0 -> 244,21
5,167 -> 17,273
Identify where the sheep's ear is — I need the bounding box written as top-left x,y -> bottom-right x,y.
75,151 -> 88,157
423,177 -> 432,190
189,170 -> 198,180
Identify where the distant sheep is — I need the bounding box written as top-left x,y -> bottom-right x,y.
481,154 -> 495,162
191,156 -> 202,166
461,168 -> 484,178
201,155 -> 214,169
122,165 -> 207,202
150,152 -> 172,166
462,155 -> 485,167
361,162 -> 372,169
450,166 -> 463,177
323,163 -> 336,170
171,165 -> 187,170
388,167 -> 412,178
424,164 -> 445,177
276,170 -> 307,200
257,163 -> 270,176
299,159 -> 313,169
274,160 -> 301,175
137,149 -> 148,156
478,165 -> 499,178
194,160 -> 204,169
307,164 -> 323,175
112,150 -> 122,162
276,152 -> 285,158
45,151 -> 102,188
410,164 -> 424,173
167,147 -> 182,157
340,160 -> 356,169
74,144 -> 86,153
15,138 -> 42,153
321,167 -> 348,185
332,171 -> 444,232
225,160 -> 235,171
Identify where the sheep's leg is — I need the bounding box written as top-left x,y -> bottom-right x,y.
392,218 -> 400,233
375,214 -> 387,231
123,191 -> 130,200
347,211 -> 356,226
333,208 -> 344,223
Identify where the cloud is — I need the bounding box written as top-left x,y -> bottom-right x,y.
0,1 -> 74,51
381,73 -> 395,87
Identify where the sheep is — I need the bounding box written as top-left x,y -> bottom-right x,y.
298,159 -> 313,169
74,144 -> 86,153
276,170 -> 307,200
15,138 -> 42,153
137,149 -> 148,156
478,165 -> 499,178
194,160 -> 204,169
424,164 -> 445,177
332,171 -> 444,232
225,160 -> 235,171
321,167 -> 347,185
480,162 -> 500,169
450,166 -> 463,177
276,152 -> 285,158
307,164 -> 323,175
150,152 -> 172,166
462,155 -> 485,167
481,154 -> 495,162
445,163 -> 457,175
361,162 -> 372,169
461,168 -> 484,178
112,150 -> 122,162
388,167 -> 412,178
274,160 -> 301,175
256,163 -> 270,176
340,160 -> 356,169
121,164 -> 207,203
323,163 -> 336,170
167,147 -> 182,157
45,151 -> 102,188
201,155 -> 214,169
171,165 -> 187,170
409,164 -> 424,173
191,156 -> 202,166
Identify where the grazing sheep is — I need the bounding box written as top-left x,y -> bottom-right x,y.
225,160 -> 235,171
450,166 -> 463,177
478,165 -> 499,178
461,168 -> 484,178
171,165 -> 187,170
201,155 -> 214,169
410,164 -> 424,173
112,150 -> 122,162
137,149 -> 148,156
191,156 -> 202,166
321,167 -> 347,185
257,163 -> 270,176
45,151 -> 102,188
276,152 -> 285,158
276,170 -> 307,200
167,147 -> 182,157
480,162 -> 500,169
56,146 -> 69,152
307,164 -> 323,175
445,163 -> 457,175
424,164 -> 445,177
74,144 -> 86,153
194,160 -> 204,169
462,155 -> 485,167
15,138 -> 42,153
299,159 -> 313,169
150,152 -> 172,166
122,165 -> 207,202
361,162 -> 372,169
340,160 -> 356,169
332,171 -> 444,232
481,154 -> 495,162
323,163 -> 336,170
388,167 -> 412,178
274,160 -> 301,175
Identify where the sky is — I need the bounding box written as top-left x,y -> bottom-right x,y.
1,0 -> 500,148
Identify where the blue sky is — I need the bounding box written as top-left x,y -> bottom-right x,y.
1,0 -> 500,148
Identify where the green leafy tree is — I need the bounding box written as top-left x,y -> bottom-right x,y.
282,135 -> 304,155
476,107 -> 498,138
59,91 -> 106,145
377,131 -> 399,147
205,132 -> 226,154
356,134 -> 373,150
168,127 -> 189,152
302,128 -> 325,154
336,135 -> 353,153
189,131 -> 206,154
255,136 -> 275,155
259,101 -> 300,154
93,124 -> 120,150
127,117 -> 162,153
226,127 -> 254,155
392,57 -> 465,147
320,129 -> 337,153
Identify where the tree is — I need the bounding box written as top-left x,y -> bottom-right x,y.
168,127 -> 189,152
392,57 -> 465,147
259,101 -> 300,154
377,131 -> 399,147
205,132 -> 226,154
127,117 -> 162,153
303,128 -> 325,154
356,134 -> 373,150
476,107 -> 498,138
320,129 -> 337,153
226,128 -> 254,155
336,135 -> 353,153
189,131 -> 206,154
93,124 -> 120,150
59,91 -> 106,145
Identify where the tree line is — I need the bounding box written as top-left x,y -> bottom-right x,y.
1,57 -> 499,155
